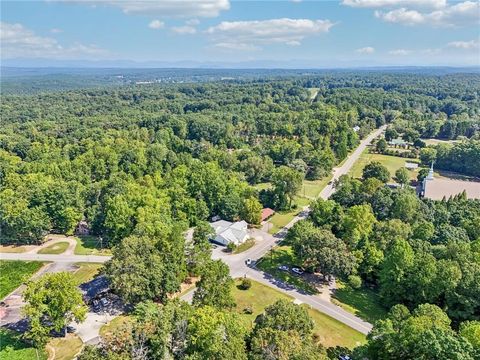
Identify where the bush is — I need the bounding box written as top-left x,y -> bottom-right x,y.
239,278 -> 252,290
226,242 -> 237,253
243,306 -> 253,314
348,275 -> 362,289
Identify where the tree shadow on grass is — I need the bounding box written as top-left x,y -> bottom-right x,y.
331,283 -> 387,323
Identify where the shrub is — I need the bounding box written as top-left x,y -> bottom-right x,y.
239,278 -> 252,290
243,306 -> 253,314
348,275 -> 362,289
226,242 -> 237,253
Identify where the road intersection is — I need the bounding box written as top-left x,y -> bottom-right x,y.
1,125 -> 385,336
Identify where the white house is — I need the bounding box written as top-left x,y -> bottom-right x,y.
209,220 -> 249,246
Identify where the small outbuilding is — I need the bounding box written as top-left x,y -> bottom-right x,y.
260,208 -> 275,222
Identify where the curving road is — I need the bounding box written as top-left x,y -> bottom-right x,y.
186,126 -> 386,335
1,126 -> 385,335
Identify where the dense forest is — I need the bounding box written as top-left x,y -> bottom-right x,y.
2,71 -> 480,359
285,170 -> 480,359
2,72 -> 479,245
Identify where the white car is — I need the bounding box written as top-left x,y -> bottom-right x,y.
291,267 -> 304,275
278,265 -> 289,271
245,258 -> 252,265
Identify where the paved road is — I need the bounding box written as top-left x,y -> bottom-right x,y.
187,126 -> 386,335
0,253 -> 110,263
2,126 -> 384,335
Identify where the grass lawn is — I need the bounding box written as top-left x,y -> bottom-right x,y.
331,281 -> 387,324
267,197 -> 311,235
232,279 -> 365,349
255,246 -> 317,294
306,305 -> 366,349
47,334 -> 83,360
300,177 -> 332,199
100,315 -> 131,338
0,328 -> 48,360
72,262 -> 103,285
234,239 -> 256,254
74,236 -> 112,256
0,245 -> 27,253
349,149 -> 418,181
38,241 -> 70,255
0,260 -> 44,299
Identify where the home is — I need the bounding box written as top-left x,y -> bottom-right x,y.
209,220 -> 249,246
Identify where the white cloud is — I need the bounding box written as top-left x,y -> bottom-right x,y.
343,0 -> 446,8
206,18 -> 335,50
213,42 -> 259,51
171,25 -> 197,34
447,39 -> 479,49
0,22 -> 108,59
389,49 -> 412,55
50,28 -> 63,33
356,46 -> 375,53
148,20 -> 165,29
54,0 -> 230,18
186,19 -> 200,26
375,8 -> 425,25
374,1 -> 480,26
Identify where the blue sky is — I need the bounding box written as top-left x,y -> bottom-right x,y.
1,0 -> 479,67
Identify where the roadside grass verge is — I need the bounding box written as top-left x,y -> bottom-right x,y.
331,280 -> 387,324
234,239 -> 255,254
72,262 -> 103,285
255,246 -> 317,295
74,236 -> 112,256
0,260 -> 44,299
38,241 -> 69,255
0,245 -> 27,253
305,305 -> 366,348
232,279 -> 365,349
0,328 -> 48,360
300,177 -> 332,199
47,334 -> 83,360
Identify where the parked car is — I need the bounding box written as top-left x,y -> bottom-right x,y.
245,258 -> 252,265
291,267 -> 304,275
278,265 -> 289,271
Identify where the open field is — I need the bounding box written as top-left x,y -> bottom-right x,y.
0,328 -> 48,360
421,138 -> 460,145
72,262 -> 103,285
0,260 -> 44,299
47,334 -> 83,360
349,149 -> 419,180
255,246 -> 317,294
74,236 -> 112,256
232,279 -> 366,348
331,281 -> 387,324
38,241 -> 70,255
